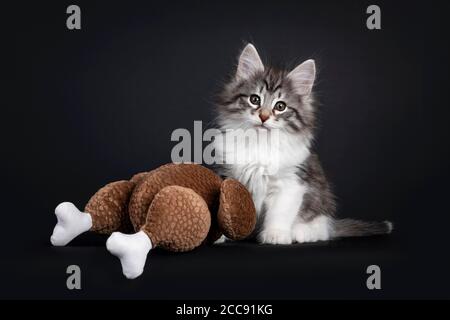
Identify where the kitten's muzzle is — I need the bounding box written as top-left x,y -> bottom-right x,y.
259,110 -> 271,123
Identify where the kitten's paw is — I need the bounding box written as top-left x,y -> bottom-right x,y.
259,228 -> 292,245
214,235 -> 227,244
292,217 -> 330,243
50,202 -> 92,246
293,228 -> 319,243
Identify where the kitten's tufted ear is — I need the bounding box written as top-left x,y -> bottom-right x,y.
287,59 -> 316,95
236,43 -> 264,80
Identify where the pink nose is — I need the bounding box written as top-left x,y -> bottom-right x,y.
259,112 -> 270,123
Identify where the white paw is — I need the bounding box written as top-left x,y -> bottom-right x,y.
258,228 -> 292,245
106,231 -> 152,279
50,202 -> 92,246
214,235 -> 227,244
293,227 -> 320,243
292,217 -> 330,243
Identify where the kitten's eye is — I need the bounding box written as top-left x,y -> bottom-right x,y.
274,101 -> 287,112
249,94 -> 261,106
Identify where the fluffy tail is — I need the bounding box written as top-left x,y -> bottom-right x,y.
330,218 -> 393,239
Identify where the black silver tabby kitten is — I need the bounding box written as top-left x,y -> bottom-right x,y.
213,44 -> 392,244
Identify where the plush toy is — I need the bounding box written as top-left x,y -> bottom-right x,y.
50,163 -> 256,279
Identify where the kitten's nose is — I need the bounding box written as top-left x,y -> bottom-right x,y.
259,111 -> 270,123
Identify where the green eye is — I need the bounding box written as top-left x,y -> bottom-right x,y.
249,94 -> 261,106
274,101 -> 287,112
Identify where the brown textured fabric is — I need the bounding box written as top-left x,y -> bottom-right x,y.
142,186 -> 211,252
128,163 -> 222,231
85,180 -> 135,234
218,179 -> 256,240
129,172 -> 149,185
84,163 -> 256,252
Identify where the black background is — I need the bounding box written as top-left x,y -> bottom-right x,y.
8,0 -> 450,299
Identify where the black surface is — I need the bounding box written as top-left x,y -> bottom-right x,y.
3,233 -> 409,299
8,0 -> 450,299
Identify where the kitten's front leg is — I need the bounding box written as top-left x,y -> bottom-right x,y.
258,178 -> 306,245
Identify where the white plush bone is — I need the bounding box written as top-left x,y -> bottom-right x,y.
106,231 -> 153,279
50,202 -> 92,246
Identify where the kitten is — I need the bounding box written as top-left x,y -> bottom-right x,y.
212,44 -> 392,244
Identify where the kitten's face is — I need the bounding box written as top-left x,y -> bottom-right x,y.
217,44 -> 316,139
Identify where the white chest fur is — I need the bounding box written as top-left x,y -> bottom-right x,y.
214,129 -> 310,216
213,128 -> 329,245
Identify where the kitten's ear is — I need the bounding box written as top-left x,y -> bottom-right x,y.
287,59 -> 316,95
236,43 -> 264,80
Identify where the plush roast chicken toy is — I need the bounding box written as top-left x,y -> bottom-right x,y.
50,163 -> 256,279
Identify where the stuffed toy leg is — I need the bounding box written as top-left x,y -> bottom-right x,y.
51,164 -> 256,279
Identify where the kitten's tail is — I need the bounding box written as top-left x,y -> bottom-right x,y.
330,218 -> 393,239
